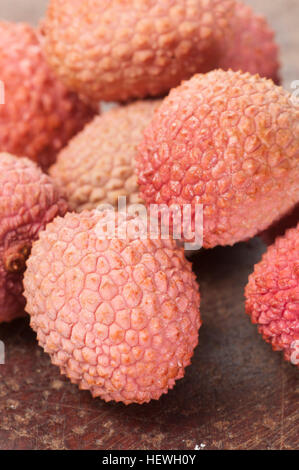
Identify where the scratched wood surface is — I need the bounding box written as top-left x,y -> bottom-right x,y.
0,0 -> 298,450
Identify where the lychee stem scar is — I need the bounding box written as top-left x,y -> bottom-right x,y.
4,243 -> 31,273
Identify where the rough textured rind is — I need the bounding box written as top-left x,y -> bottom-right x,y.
0,153 -> 68,323
259,203 -> 299,246
24,211 -> 201,404
137,70 -> 299,248
0,22 -> 97,170
43,0 -> 235,102
245,224 -> 299,367
219,1 -> 280,83
50,100 -> 161,212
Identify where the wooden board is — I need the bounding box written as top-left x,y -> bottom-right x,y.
0,0 -> 298,450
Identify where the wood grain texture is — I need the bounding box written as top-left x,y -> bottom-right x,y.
0,0 -> 298,450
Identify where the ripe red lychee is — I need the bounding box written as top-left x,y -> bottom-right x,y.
137,70 -> 299,248
0,22 -> 97,170
0,153 -> 68,323
23,210 -> 201,404
245,224 -> 299,367
219,1 -> 280,84
259,203 -> 299,246
42,0 -> 235,102
50,100 -> 161,212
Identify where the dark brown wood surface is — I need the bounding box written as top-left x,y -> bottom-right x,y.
0,0 -> 298,450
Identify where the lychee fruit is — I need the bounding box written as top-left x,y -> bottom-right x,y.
0,22 -> 97,170
42,0 -> 235,102
259,203 -> 299,246
245,224 -> 299,367
23,210 -> 201,404
218,1 -> 280,84
50,100 -> 161,212
0,153 -> 68,323
137,70 -> 299,248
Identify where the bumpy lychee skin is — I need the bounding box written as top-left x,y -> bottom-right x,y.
219,2 -> 280,84
0,153 -> 68,323
245,224 -> 299,367
50,101 -> 161,212
43,0 -> 235,102
0,22 -> 97,170
259,204 -> 299,246
23,211 -> 201,404
137,70 -> 299,248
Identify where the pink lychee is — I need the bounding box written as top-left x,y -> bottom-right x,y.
42,0 -> 235,102
50,100 -> 161,212
136,70 -> 299,248
23,210 -> 201,404
0,153 -> 68,323
0,22 -> 97,170
245,224 -> 299,367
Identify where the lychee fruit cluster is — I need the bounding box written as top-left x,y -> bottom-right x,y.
1,1 -> 296,409
50,100 -> 161,212
245,224 -> 299,367
0,153 -> 68,323
0,22 -> 97,170
24,211 -> 201,404
137,70 -> 299,248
